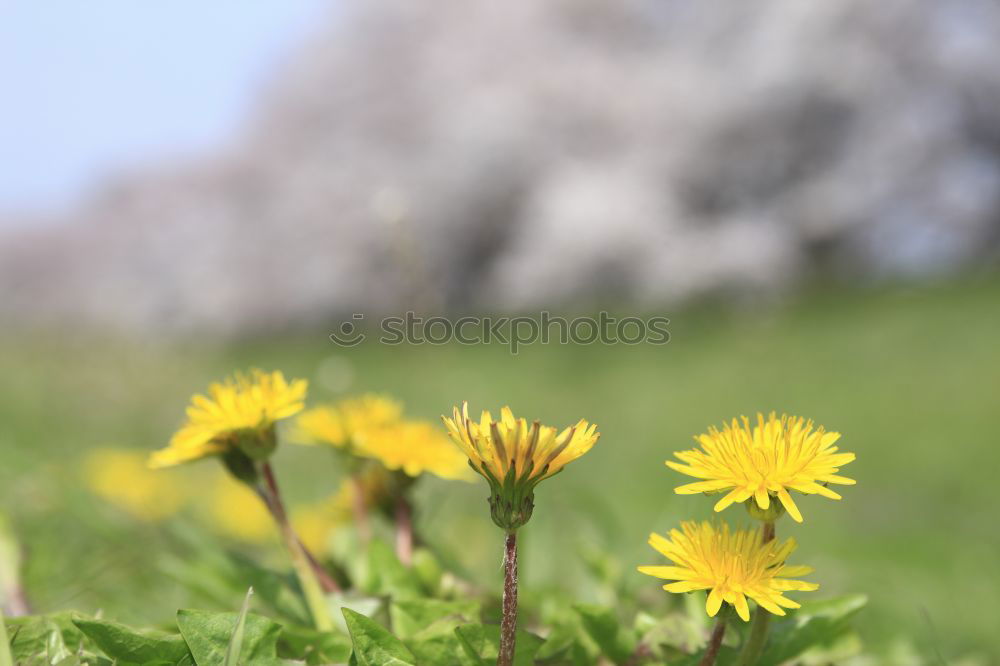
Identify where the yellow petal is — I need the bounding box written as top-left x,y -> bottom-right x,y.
754,487 -> 770,509
776,487 -> 803,523
732,593 -> 751,622
706,588 -> 724,617
637,566 -> 695,580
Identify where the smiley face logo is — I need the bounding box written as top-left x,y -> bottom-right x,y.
329,314 -> 366,347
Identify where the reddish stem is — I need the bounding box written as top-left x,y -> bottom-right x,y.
698,609 -> 729,666
395,496 -> 413,566
761,521 -> 775,543
260,463 -> 340,593
498,531 -> 518,666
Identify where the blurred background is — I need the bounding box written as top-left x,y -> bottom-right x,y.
1,0 -> 998,661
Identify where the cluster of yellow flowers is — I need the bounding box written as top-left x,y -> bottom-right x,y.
294,394 -> 471,480
146,370 -> 470,482
638,412 -> 857,664
84,447 -> 387,552
87,366 -> 859,666
90,370 -> 472,559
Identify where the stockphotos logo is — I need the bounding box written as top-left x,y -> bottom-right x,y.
330,312 -> 670,354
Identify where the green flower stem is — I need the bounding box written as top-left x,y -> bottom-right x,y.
736,521 -> 776,666
498,530 -> 518,666
699,604 -> 731,666
260,463 -> 335,631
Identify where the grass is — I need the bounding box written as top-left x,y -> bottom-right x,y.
1,277 -> 998,660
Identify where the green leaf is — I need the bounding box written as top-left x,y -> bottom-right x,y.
341,608 -> 416,666
176,609 -> 282,666
0,607 -> 12,666
406,634 -> 477,666
9,613 -> 93,663
792,594 -> 868,621
533,619 -> 588,664
633,610 -> 705,660
573,603 -> 637,664
327,592 -> 385,635
277,624 -> 353,665
160,527 -> 309,627
672,645 -> 740,666
756,595 -> 868,666
73,617 -> 193,665
390,599 -> 481,641
222,553 -> 311,626
410,549 -> 444,595
361,541 -> 424,600
454,623 -> 544,666
223,588 -> 254,666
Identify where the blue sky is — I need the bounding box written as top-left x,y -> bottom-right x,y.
0,1 -> 331,221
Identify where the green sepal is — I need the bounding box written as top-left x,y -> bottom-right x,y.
221,448 -> 260,485
744,497 -> 786,522
483,464 -> 538,530
236,425 -> 278,461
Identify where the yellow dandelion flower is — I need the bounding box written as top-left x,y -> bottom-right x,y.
149,369 -> 307,469
638,521 -> 818,622
668,412 -> 856,523
204,473 -> 275,544
355,421 -> 474,481
84,448 -> 186,521
442,402 -> 599,529
292,394 -> 403,450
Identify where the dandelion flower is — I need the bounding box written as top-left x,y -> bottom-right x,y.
84,448 -> 186,521
149,369 -> 307,468
356,421 -> 473,481
668,412 -> 856,522
638,520 -> 818,622
442,402 -> 599,529
292,394 -> 403,450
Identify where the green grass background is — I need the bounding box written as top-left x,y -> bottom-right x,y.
1,278 -> 997,660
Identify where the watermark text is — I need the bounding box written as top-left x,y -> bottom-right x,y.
330,312 -> 669,354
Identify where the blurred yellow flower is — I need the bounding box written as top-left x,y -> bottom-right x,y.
84,448 -> 186,521
291,506 -> 337,554
291,394 -> 402,450
149,369 -> 307,469
638,521 -> 818,622
291,486 -> 352,553
292,469 -> 392,552
442,402 -> 599,528
205,473 -> 275,544
668,412 -> 856,523
356,421 -> 473,480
